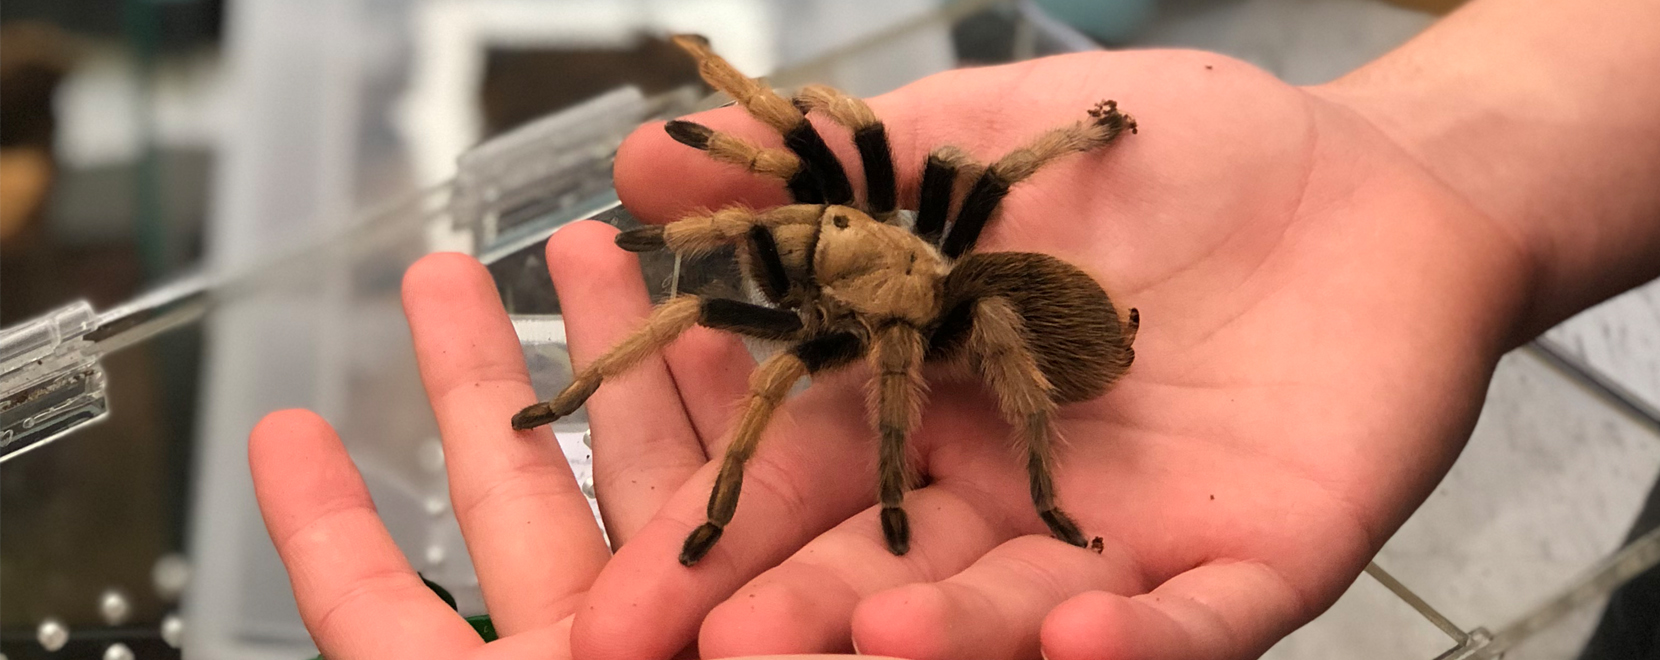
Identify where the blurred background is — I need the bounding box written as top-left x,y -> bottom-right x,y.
2,0 -> 1658,659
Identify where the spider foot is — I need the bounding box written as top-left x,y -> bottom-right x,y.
1088,99 -> 1138,134
664,120 -> 714,150
511,377 -> 601,430
510,403 -> 558,430
679,522 -> 724,566
880,506 -> 911,555
1040,509 -> 1090,548
614,226 -> 667,252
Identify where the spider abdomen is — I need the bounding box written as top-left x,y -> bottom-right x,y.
931,252 -> 1135,403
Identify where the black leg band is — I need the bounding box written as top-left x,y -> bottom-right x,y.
940,169 -> 1012,258
698,298 -> 803,340
747,225 -> 792,302
793,332 -> 864,372
853,125 -> 897,214
916,153 -> 958,243
784,122 -> 854,205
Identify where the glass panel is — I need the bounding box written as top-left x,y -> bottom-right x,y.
1269,348 -> 1660,658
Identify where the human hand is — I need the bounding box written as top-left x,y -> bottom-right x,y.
557,49 -> 1534,660
251,254 -> 921,660
248,255 -> 608,659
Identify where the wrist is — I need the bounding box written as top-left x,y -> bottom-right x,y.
1309,0 -> 1660,338
1298,84 -> 1539,356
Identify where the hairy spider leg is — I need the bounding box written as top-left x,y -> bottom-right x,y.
614,204 -> 823,306
681,331 -> 866,566
746,224 -> 791,301
671,34 -> 852,204
793,84 -> 897,216
663,120 -> 817,201
614,205 -> 823,256
966,297 -> 1089,548
510,296 -> 804,430
939,100 -> 1137,259
870,323 -> 927,555
914,146 -> 984,244
699,298 -> 806,340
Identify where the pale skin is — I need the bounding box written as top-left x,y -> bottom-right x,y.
249,0 -> 1660,658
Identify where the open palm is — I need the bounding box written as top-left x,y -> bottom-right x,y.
561,49 -> 1530,660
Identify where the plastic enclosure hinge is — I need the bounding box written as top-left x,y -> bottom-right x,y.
451,86 -> 647,255
0,301 -> 109,462
451,84 -> 703,265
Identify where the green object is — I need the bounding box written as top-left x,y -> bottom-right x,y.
467,614 -> 499,642
306,578 -> 495,659
421,573 -> 459,611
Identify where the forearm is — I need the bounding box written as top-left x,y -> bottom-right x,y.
1317,0 -> 1660,339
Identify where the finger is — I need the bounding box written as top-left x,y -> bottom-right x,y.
403,253 -> 609,634
690,385 -> 1044,656
250,410 -> 480,659
849,535 -> 1147,660
473,617 -> 572,660
661,324 -> 757,451
545,221 -> 720,544
696,480 -> 1017,658
570,370 -> 882,660
1041,561 -> 1308,660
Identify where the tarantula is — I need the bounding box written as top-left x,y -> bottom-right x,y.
513,35 -> 1140,567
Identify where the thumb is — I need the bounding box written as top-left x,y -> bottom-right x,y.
1040,561 -> 1310,660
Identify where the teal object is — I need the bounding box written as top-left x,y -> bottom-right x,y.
1034,0 -> 1157,44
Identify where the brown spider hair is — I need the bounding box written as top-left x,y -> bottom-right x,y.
514,35 -> 1139,566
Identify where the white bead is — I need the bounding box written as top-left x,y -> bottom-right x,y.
152,553 -> 192,600
99,589 -> 131,626
103,642 -> 134,660
36,618 -> 68,652
161,613 -> 184,648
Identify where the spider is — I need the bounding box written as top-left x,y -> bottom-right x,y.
513,35 -> 1140,567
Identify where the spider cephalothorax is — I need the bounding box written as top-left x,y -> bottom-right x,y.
514,35 -> 1140,566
